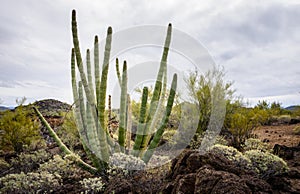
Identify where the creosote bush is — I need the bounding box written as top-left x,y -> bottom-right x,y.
0,106 -> 42,153
244,150 -> 289,178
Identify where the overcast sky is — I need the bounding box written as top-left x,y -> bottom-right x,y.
0,0 -> 300,107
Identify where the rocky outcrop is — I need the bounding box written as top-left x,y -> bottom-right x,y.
162,148 -> 299,194
33,99 -> 71,116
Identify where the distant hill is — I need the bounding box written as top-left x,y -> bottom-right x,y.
32,99 -> 71,116
285,105 -> 300,111
0,106 -> 14,112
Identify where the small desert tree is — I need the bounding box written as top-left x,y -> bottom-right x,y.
185,67 -> 235,138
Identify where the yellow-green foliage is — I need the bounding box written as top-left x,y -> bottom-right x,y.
0,171 -> 61,193
278,115 -> 291,124
293,126 -> 300,135
0,106 -> 41,153
228,111 -> 257,148
210,144 -> 252,169
243,138 -> 271,152
80,177 -> 105,193
58,112 -> 80,150
252,109 -> 270,125
244,150 -> 289,178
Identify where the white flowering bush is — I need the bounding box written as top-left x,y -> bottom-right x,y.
243,138 -> 271,152
0,171 -> 61,193
109,152 -> 146,171
38,154 -> 79,179
80,177 -> 105,194
210,144 -> 252,169
244,150 -> 289,178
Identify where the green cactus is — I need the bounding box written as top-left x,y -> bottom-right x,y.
118,61 -> 128,152
142,74 -> 177,163
138,24 -> 172,153
34,10 -> 177,173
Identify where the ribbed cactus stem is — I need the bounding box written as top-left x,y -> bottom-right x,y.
126,94 -> 132,152
115,58 -> 121,86
139,23 -> 172,151
142,73 -> 177,163
98,27 -> 112,134
94,36 -> 101,107
71,10 -> 95,106
86,49 -> 94,95
108,95 -> 112,137
132,87 -> 148,157
118,61 -> 128,152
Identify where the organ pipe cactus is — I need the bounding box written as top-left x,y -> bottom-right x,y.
34,9 -> 177,173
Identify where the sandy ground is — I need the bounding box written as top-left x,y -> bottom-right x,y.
253,123 -> 300,148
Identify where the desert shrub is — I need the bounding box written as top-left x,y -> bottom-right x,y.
210,144 -> 252,169
0,106 -> 42,153
228,111 -> 258,149
57,111 -> 80,150
189,134 -> 228,149
109,152 -> 146,171
244,150 -> 289,178
252,109 -> 270,125
278,115 -> 291,124
38,154 -> 80,180
293,126 -> 300,135
0,158 -> 10,173
80,177 -> 105,194
10,149 -> 51,173
185,67 -> 235,135
243,138 -> 271,152
0,171 -> 61,193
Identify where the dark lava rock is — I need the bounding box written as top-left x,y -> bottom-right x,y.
162,148 -> 299,194
33,99 -> 71,116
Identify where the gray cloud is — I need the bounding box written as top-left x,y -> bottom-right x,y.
0,0 -> 299,107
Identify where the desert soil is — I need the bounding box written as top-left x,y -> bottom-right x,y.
253,123 -> 300,148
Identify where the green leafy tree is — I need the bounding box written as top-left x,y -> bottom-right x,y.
185,67 -> 235,136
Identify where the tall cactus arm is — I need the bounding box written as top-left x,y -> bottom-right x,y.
139,23 -> 172,150
118,61 -> 128,152
33,106 -> 98,174
94,36 -> 101,106
98,27 -> 112,132
132,87 -> 149,157
71,10 -> 95,105
115,58 -> 121,86
86,49 -> 94,95
142,73 -> 177,163
126,94 -> 132,152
